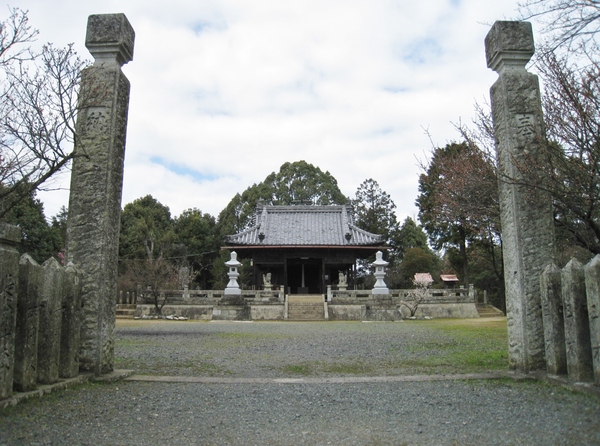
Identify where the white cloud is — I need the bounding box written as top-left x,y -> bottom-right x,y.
20,0 -> 524,224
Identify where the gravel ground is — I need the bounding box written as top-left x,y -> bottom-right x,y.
112,319 -> 507,377
1,319 -> 599,445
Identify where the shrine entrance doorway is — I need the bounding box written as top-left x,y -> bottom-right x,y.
286,258 -> 323,295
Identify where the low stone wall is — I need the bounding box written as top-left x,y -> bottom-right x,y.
328,303 -> 479,321
132,287 -> 478,321
413,303 -> 480,319
250,305 -> 285,320
328,305 -> 366,321
136,305 -> 214,320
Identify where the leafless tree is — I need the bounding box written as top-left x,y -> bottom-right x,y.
535,50 -> 600,254
518,0 -> 600,55
0,8 -> 87,218
120,257 -> 180,316
400,277 -> 431,318
459,48 -> 600,257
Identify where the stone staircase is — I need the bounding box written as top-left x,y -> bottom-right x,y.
116,304 -> 136,319
287,295 -> 325,321
475,303 -> 504,318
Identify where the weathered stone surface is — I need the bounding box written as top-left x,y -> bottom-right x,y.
250,305 -> 284,320
486,21 -> 555,372
328,305 -> 366,321
540,263 -> 567,376
85,14 -> 134,66
211,306 -> 249,320
412,303 -> 480,319
485,21 -> 534,73
0,223 -> 20,400
561,258 -> 593,382
584,254 -> 600,384
37,258 -> 63,385
59,262 -> 82,378
14,254 -> 42,392
66,14 -> 134,375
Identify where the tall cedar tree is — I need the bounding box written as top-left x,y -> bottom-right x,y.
417,142 -> 501,288
119,195 -> 175,262
217,160 -> 347,235
350,179 -> 399,258
173,208 -> 219,289
1,187 -> 62,263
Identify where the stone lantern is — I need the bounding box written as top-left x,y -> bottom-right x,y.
371,250 -> 389,295
224,251 -> 242,295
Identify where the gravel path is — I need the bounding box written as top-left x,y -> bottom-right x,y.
1,320 -> 599,445
112,319 -> 507,377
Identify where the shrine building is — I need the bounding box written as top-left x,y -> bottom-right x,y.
224,204 -> 386,295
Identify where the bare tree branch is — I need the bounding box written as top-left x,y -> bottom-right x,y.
518,0 -> 600,54
0,9 -> 88,218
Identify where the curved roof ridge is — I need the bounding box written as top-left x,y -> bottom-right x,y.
224,204 -> 385,247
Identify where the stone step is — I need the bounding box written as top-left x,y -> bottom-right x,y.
288,301 -> 324,321
288,294 -> 323,303
116,305 -> 136,319
288,306 -> 323,315
475,304 -> 504,317
288,313 -> 324,320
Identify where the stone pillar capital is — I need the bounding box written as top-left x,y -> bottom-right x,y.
86,14 -> 135,67
485,21 -> 534,74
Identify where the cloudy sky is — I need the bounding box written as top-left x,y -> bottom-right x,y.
17,0 -> 527,222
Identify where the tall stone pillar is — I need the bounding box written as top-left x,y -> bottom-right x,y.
485,21 -> 555,372
66,14 -> 134,375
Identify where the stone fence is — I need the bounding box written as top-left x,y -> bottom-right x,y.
1,223 -> 82,402
127,285 -> 474,305
540,256 -> 600,385
130,284 -> 478,320
328,286 -> 474,303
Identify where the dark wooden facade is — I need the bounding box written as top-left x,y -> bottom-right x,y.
224,205 -> 385,294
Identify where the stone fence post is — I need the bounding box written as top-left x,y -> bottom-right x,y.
37,258 -> 64,385
485,21 -> 556,372
584,255 -> 600,384
11,254 -> 82,394
561,259 -> 593,382
66,14 -> 134,375
60,262 -> 82,378
540,257 -> 600,384
14,255 -> 42,392
540,263 -> 567,376
0,223 -> 20,400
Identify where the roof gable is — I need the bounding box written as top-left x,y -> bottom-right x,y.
224,205 -> 384,247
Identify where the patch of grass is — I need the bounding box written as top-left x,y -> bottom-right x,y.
113,356 -> 232,377
321,362 -> 376,375
216,332 -> 281,340
279,361 -> 377,376
114,338 -> 155,347
282,364 -> 313,375
392,318 -> 508,373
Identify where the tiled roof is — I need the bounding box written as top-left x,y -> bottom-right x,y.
414,273 -> 434,284
440,274 -> 459,282
224,205 -> 384,246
